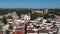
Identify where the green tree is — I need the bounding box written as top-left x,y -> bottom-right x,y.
2,16 -> 7,24
43,13 -> 50,19
7,15 -> 13,19
31,12 -> 43,20
50,15 -> 55,19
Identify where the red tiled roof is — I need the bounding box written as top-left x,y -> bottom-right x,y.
15,28 -> 24,30
12,31 -> 24,34
0,31 -> 3,34
16,18 -> 21,20
12,24 -> 16,26
27,30 -> 35,33
19,23 -> 25,26
21,18 -> 24,20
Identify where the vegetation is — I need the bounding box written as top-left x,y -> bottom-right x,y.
2,16 -> 7,24
43,13 -> 50,19
15,10 -> 31,18
46,20 -> 51,23
53,22 -> 56,26
50,14 -> 55,19
33,24 -> 41,29
48,9 -> 60,16
0,9 -> 59,20
43,13 -> 55,19
6,25 -> 13,34
0,9 -> 60,16
0,9 -> 13,15
9,25 -> 13,30
7,15 -> 13,19
31,12 -> 44,20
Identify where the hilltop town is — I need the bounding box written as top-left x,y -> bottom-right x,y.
0,8 -> 60,34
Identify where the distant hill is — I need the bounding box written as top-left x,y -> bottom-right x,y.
0,9 -> 31,15
0,8 -> 60,16
48,9 -> 60,16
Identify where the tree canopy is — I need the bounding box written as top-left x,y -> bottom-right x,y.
2,16 -> 7,24
31,12 -> 44,20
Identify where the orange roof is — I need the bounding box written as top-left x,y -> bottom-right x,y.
15,28 -> 24,30
19,23 -> 25,26
12,31 -> 24,34
0,30 -> 3,34
16,18 -> 21,20
27,30 -> 35,33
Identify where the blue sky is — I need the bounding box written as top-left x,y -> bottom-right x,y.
0,0 -> 60,8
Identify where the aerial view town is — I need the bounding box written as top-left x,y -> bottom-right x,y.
0,0 -> 60,34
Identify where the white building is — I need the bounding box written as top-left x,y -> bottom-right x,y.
31,10 -> 44,13
21,14 -> 30,20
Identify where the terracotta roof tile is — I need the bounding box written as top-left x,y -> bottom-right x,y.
0,31 -> 3,34
12,31 -> 24,34
27,30 -> 35,33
